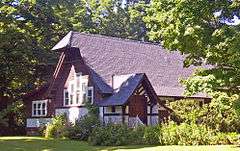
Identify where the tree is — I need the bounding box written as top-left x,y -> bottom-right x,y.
145,0 -> 240,111
170,99 -> 240,132
0,0 -> 148,134
0,0 -> 148,99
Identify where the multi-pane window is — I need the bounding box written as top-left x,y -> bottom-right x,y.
87,87 -> 94,103
70,83 -> 74,105
63,72 -> 94,106
32,100 -> 47,117
64,89 -> 69,105
82,82 -> 87,102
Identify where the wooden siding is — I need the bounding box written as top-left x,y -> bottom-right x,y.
23,85 -> 54,118
24,48 -> 103,119
128,95 -> 147,124
51,48 -> 102,109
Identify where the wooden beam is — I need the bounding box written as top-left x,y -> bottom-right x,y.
122,106 -> 125,124
103,107 -> 105,125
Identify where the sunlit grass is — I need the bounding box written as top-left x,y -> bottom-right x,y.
0,136 -> 239,151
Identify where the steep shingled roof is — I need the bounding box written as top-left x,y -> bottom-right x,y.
52,31 -> 208,98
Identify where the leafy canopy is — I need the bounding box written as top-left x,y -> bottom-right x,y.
0,0 -> 147,133
145,0 -> 240,111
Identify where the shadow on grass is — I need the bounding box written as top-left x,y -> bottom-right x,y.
0,137 -> 154,151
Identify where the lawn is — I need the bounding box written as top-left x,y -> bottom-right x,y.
0,136 -> 239,151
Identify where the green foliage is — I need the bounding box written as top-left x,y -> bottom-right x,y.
210,132 -> 239,145
87,122 -> 239,146
170,99 -> 240,132
63,96 -> 101,140
88,124 -> 131,146
145,0 -> 240,112
160,122 -> 215,145
128,126 -> 146,145
45,115 -> 68,138
0,101 -> 25,135
143,126 -> 160,145
64,115 -> 100,140
84,100 -> 99,117
158,122 -> 239,145
0,0 -> 148,99
1,0 -> 148,135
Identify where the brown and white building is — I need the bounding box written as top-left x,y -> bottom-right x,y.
24,31 -> 210,134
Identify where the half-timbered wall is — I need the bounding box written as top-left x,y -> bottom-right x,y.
102,106 -> 125,124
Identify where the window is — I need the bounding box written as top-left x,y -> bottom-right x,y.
82,82 -> 87,102
87,87 -> 94,103
64,89 -> 69,105
63,72 -> 94,106
69,83 -> 74,105
76,90 -> 80,104
76,72 -> 82,89
32,100 -> 47,117
70,94 -> 73,104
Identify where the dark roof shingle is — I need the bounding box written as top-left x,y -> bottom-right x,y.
52,31 -> 208,98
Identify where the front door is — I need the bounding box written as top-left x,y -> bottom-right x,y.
128,95 -> 147,124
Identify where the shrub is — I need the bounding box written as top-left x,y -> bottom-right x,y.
158,121 -> 240,145
87,122 -> 239,146
65,114 -> 100,140
89,124 -> 131,146
45,115 -> 68,138
169,99 -> 240,133
144,126 -> 160,145
89,124 -> 162,146
159,122 -> 215,145
210,132 -> 239,145
38,125 -> 47,136
128,126 -> 146,145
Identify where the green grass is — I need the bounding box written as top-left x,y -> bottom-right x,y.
0,136 -> 239,151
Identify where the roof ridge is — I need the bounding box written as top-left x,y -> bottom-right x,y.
72,31 -> 162,47
113,73 -> 145,77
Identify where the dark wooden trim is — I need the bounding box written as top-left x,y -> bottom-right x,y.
111,106 -> 116,113
147,113 -> 158,116
103,107 -> 105,125
149,105 -> 153,126
158,95 -> 212,100
55,105 -> 86,109
27,116 -> 52,119
122,106 -> 125,124
63,58 -> 84,64
104,113 -> 129,116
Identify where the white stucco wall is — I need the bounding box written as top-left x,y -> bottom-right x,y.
26,118 -> 52,128
104,106 -> 122,113
152,105 -> 158,113
99,107 -> 104,122
147,105 -> 159,126
147,115 -> 159,126
104,116 -> 122,124
128,116 -> 144,127
55,107 -> 88,123
147,105 -> 159,114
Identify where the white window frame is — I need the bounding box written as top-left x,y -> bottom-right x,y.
64,72 -> 95,106
32,100 -> 48,117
